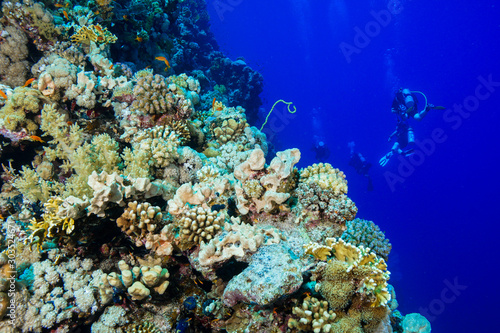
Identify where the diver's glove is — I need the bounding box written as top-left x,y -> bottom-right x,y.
379,151 -> 393,167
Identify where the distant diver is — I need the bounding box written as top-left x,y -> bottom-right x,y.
348,142 -> 373,191
379,88 -> 445,167
312,135 -> 330,162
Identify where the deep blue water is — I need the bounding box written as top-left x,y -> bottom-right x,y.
208,0 -> 500,331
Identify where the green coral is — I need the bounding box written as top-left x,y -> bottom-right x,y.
12,104 -> 121,200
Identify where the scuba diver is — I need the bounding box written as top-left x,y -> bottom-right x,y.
379,88 -> 444,167
312,135 -> 330,162
348,142 -> 373,191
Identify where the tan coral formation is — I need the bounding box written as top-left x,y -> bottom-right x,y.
288,296 -> 337,333
131,72 -> 199,119
0,24 -> 29,87
234,148 -> 300,214
197,217 -> 282,267
97,260 -> 169,303
116,201 -> 163,247
300,163 -> 348,195
178,206 -> 224,246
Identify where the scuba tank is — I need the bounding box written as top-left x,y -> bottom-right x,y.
402,88 -> 414,110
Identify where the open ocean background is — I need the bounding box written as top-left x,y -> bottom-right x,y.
207,0 -> 500,331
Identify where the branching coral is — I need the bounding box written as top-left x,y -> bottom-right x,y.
341,218 -> 392,260
288,296 -> 337,333
97,260 -> 169,303
122,125 -> 180,177
33,54 -> 78,98
178,206 -> 224,247
116,201 -> 163,247
19,257 -> 96,332
131,72 -> 199,120
294,182 -> 357,225
212,118 -> 249,146
300,163 -> 348,196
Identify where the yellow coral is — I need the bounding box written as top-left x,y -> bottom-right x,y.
26,197 -> 75,251
319,238 -> 392,308
304,242 -> 332,261
70,24 -> 117,45
326,238 -> 360,266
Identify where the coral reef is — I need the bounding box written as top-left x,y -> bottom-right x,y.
0,0 -> 429,331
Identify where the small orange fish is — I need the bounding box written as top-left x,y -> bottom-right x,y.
145,65 -> 151,69
54,3 -> 65,8
62,10 -> 69,20
123,15 -> 128,21
95,24 -> 103,33
29,135 -> 45,143
212,97 -> 216,109
23,78 -> 36,87
66,121 -> 73,126
135,35 -> 143,43
0,90 -> 7,99
94,10 -> 100,15
109,64 -> 114,70
155,56 -> 170,71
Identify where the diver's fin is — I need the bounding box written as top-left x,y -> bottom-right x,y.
432,105 -> 446,110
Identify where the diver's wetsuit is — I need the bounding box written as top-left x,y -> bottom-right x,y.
392,91 -> 418,151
